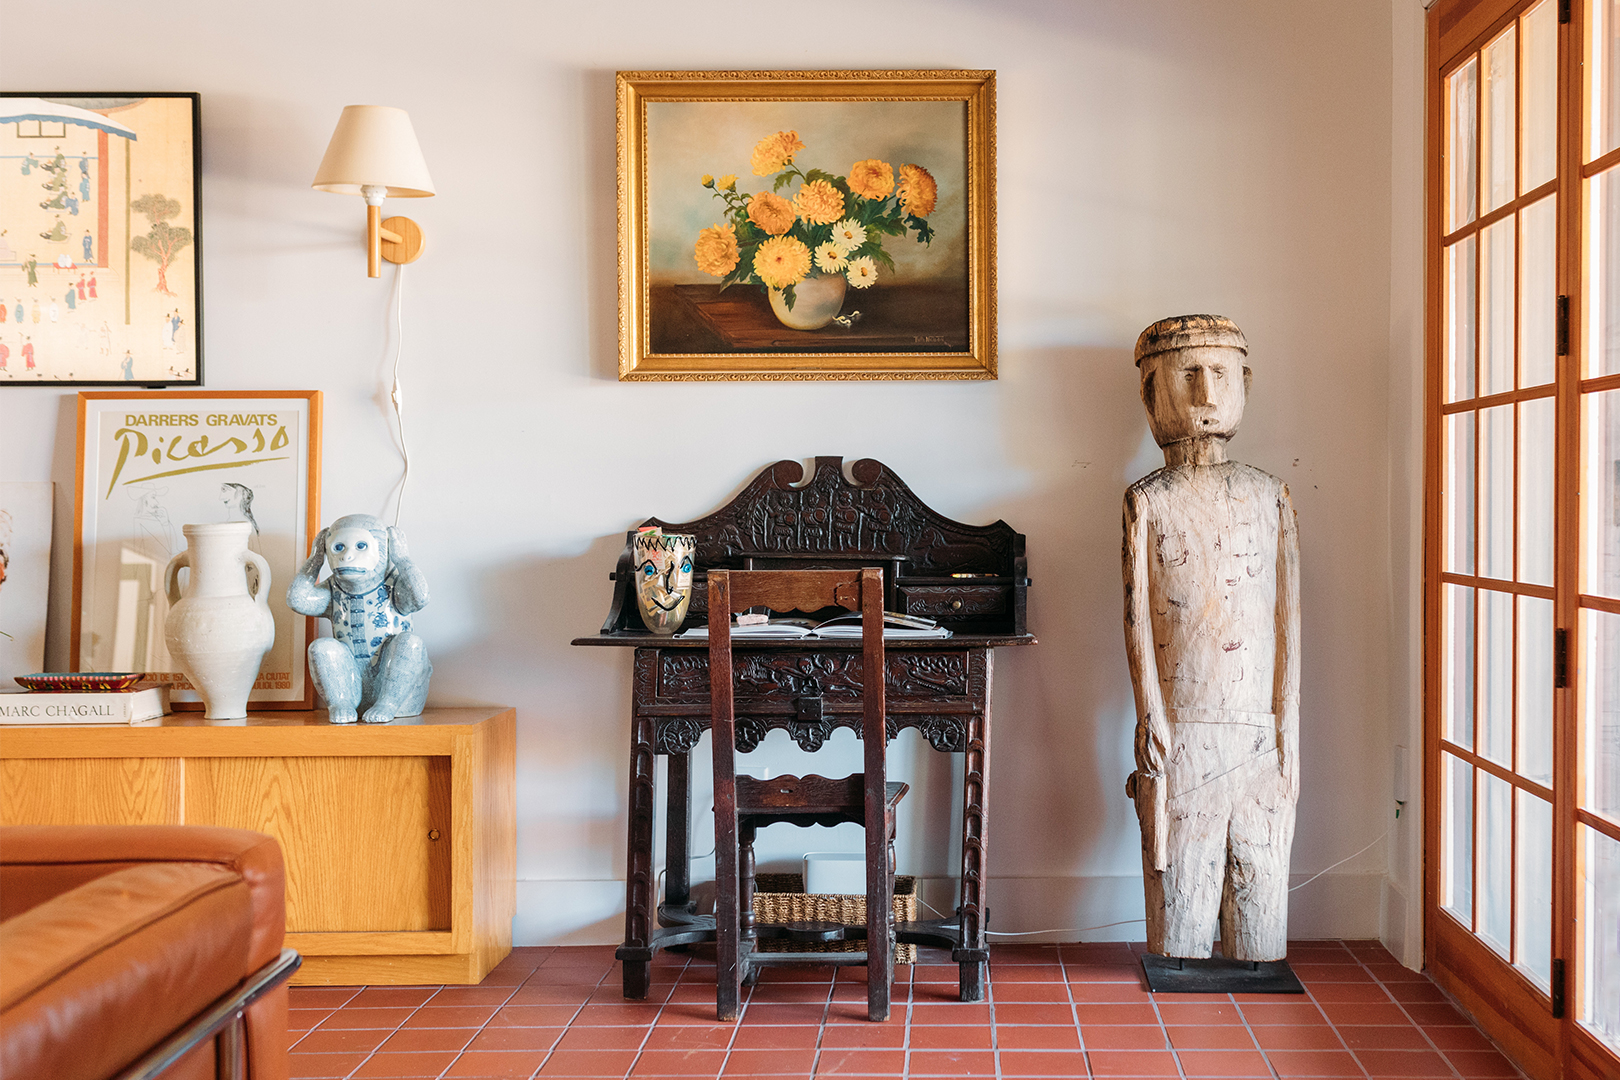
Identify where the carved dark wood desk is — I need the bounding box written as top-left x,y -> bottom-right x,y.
573,457 -> 1034,1002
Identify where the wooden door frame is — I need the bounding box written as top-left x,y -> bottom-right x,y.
1424,1 -> 1620,1076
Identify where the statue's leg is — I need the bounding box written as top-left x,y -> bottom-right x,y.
309,639 -> 362,724
1219,759 -> 1296,962
361,632 -> 432,724
1157,730 -> 1234,958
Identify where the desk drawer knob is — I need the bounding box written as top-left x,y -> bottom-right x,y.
951,599 -> 964,611
428,829 -> 440,841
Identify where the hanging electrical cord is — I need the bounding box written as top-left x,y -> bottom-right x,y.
388,262 -> 411,527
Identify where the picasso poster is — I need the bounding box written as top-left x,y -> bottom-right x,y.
74,392 -> 322,709
0,94 -> 201,386
617,71 -> 996,381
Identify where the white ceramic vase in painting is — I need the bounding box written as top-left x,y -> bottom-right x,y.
163,522 -> 275,719
768,273 -> 847,331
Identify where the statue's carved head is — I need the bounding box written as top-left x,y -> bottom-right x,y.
326,513 -> 389,594
1134,314 -> 1252,449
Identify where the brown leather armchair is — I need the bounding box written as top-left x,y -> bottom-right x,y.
0,826 -> 299,1080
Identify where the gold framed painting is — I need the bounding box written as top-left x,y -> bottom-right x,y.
73,390 -> 322,709
617,70 -> 996,381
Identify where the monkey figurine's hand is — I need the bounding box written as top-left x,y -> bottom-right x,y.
286,527 -> 334,616
386,526 -> 430,615
296,528 -> 329,579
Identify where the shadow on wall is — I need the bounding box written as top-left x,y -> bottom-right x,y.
976,345 -> 1153,885
431,532 -> 635,885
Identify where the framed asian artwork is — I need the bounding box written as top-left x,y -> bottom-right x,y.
617,70 -> 996,381
73,391 -> 321,709
1,93 -> 202,386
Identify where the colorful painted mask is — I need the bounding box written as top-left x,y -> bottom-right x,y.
633,530 -> 696,635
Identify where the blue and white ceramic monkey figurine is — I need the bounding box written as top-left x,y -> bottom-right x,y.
286,513 -> 431,723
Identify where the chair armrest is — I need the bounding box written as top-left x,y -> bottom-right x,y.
0,826 -> 285,968
0,863 -> 253,1080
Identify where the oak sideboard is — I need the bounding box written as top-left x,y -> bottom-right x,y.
0,706 -> 515,986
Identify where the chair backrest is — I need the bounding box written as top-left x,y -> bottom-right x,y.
705,567 -> 891,1020
706,567 -> 885,755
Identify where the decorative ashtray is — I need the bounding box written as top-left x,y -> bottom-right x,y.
14,672 -> 145,692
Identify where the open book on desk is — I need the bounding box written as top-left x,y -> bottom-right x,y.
676,610 -> 952,640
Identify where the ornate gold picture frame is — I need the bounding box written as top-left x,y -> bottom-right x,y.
617,70 -> 996,381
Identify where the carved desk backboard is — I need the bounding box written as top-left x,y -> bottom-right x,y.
597,456 -> 1028,636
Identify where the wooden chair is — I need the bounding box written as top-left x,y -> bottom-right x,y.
708,568 -> 905,1022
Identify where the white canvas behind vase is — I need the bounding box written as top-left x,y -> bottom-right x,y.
0,483 -> 54,688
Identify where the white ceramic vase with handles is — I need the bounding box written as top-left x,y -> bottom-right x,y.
163,522 -> 275,719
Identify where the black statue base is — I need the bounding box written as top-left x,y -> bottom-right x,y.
1140,952 -> 1305,994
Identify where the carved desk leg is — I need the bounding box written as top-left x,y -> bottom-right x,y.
665,750 -> 693,912
955,649 -> 993,1001
617,655 -> 659,1000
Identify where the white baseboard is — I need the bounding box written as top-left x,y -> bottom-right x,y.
513,872 -> 1386,947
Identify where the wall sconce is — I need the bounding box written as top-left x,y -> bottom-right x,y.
312,105 -> 435,277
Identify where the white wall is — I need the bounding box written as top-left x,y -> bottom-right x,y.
0,0 -> 1422,950
1385,0 -> 1429,971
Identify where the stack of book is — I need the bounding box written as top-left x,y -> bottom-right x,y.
676,611 -> 951,641
0,673 -> 172,725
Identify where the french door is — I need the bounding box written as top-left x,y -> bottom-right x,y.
1427,1 -> 1620,1077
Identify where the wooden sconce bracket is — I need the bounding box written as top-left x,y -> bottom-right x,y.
366,205 -> 426,277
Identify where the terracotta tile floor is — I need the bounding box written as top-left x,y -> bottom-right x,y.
287,940 -> 1527,1079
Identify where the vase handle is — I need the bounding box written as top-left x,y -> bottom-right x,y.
244,550 -> 272,608
163,551 -> 191,605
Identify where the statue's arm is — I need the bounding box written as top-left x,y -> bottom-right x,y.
1124,488 -> 1171,870
386,526 -> 430,615
1124,489 -> 1170,773
285,527 -> 332,617
1275,483 -> 1302,801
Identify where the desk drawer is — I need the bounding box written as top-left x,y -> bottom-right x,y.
652,649 -> 974,704
896,584 -> 1008,619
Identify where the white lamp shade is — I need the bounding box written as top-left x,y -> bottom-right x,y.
312,105 -> 435,198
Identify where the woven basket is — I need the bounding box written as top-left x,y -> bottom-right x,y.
751,872 -> 917,963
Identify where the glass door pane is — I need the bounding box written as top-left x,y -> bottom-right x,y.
1451,58 -> 1481,231
1445,754 -> 1475,920
1517,789 -> 1554,989
1522,0 -> 1557,190
1584,610 -> 1620,822
1579,825 -> 1620,1051
1584,388 -> 1620,597
1520,196 -> 1557,386
1484,28 -> 1518,214
1482,218 -> 1517,394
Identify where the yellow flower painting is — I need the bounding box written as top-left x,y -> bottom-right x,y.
629,73 -> 989,374
685,128 -> 943,314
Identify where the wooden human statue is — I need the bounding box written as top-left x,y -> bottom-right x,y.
1122,314 -> 1301,962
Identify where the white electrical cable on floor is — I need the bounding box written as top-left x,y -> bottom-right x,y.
389,262 -> 411,527
906,831 -> 1391,939
1286,830 -> 1388,893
